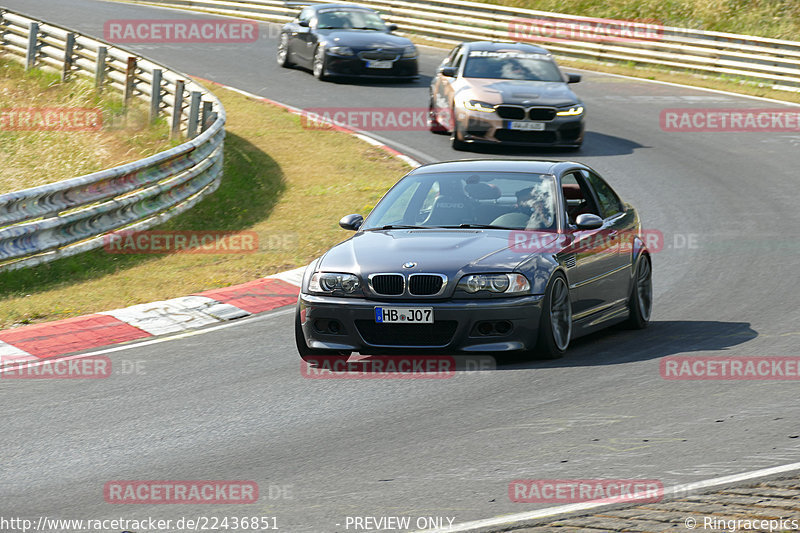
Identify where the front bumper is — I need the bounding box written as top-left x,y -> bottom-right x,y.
455,107 -> 584,147
298,293 -> 544,355
325,54 -> 418,79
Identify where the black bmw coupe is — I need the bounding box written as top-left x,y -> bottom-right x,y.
277,3 -> 419,81
296,160 -> 652,361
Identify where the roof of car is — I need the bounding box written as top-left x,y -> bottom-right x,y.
462,41 -> 551,55
410,159 -> 585,175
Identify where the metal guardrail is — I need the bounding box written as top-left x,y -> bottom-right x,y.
0,7 -> 225,272
124,0 -> 800,92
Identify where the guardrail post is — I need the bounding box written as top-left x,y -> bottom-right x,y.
61,32 -> 75,81
201,101 -> 214,132
150,68 -> 162,124
170,79 -> 185,139
95,46 -> 107,91
187,91 -> 202,138
25,22 -> 39,70
124,56 -> 137,107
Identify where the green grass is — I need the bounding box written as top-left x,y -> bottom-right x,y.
0,58 -> 173,194
483,0 -> 800,41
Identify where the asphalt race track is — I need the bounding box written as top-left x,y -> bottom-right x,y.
2,0 -> 800,531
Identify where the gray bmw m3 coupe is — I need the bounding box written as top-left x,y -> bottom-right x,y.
296,159 -> 652,361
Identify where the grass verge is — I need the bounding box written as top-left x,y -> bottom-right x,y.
0,82 -> 410,329
483,0 -> 800,42
0,58 -> 173,194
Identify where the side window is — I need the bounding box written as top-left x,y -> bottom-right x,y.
452,49 -> 465,72
561,172 -> 600,223
443,45 -> 461,67
581,170 -> 623,219
298,8 -> 312,24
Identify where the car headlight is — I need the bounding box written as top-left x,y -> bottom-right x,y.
462,100 -> 495,113
457,273 -> 530,295
328,46 -> 354,56
402,45 -> 417,58
309,272 -> 362,295
556,106 -> 584,116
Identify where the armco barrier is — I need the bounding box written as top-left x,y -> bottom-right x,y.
122,0 -> 800,92
0,8 -> 225,272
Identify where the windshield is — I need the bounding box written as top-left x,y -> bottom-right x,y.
463,50 -> 564,81
363,171 -> 559,231
316,9 -> 387,30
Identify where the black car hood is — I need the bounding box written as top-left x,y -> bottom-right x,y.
318,229 -> 560,276
458,79 -> 580,107
318,29 -> 412,49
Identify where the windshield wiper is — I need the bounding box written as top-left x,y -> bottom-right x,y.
365,224 -> 429,231
352,27 -> 382,30
437,224 -> 522,230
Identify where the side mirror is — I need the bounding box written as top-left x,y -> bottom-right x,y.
298,20 -> 310,27
339,214 -> 364,231
387,23 -> 398,32
440,66 -> 458,78
566,73 -> 581,84
575,213 -> 603,230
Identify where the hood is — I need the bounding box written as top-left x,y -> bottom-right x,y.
318,229 -> 561,277
318,30 -> 412,49
458,79 -> 579,107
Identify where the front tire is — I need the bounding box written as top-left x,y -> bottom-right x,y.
312,46 -> 329,81
428,97 -> 447,134
295,308 -> 350,362
534,273 -> 572,359
624,253 -> 652,329
277,33 -> 293,67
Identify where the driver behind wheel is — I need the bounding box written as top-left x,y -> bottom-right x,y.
491,185 -> 556,229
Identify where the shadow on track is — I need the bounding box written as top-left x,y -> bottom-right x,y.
513,320 -> 758,369
299,321 -> 757,375
285,65 -> 432,87
449,131 -> 647,158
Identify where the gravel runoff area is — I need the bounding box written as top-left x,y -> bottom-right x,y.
512,477 -> 800,532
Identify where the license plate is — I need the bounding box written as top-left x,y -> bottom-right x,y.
508,121 -> 546,131
375,307 -> 433,324
366,60 -> 393,69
